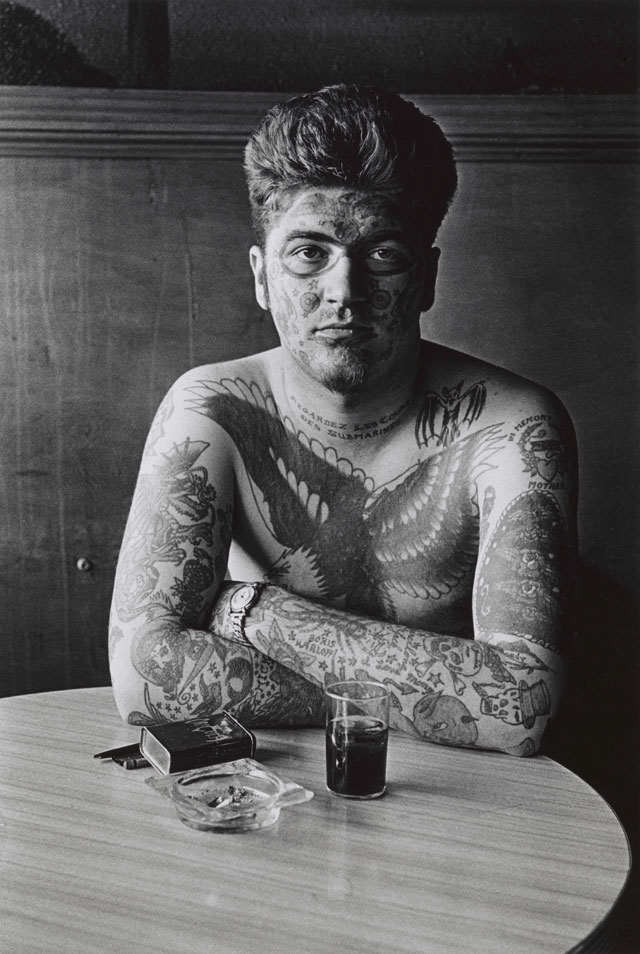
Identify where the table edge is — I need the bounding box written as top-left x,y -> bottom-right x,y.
0,686 -> 632,952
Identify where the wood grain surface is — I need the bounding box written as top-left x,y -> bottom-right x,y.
0,688 -> 630,954
0,88 -> 637,160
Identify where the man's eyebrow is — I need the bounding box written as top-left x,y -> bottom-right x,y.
281,229 -> 410,245
358,229 -> 412,245
282,230 -> 335,243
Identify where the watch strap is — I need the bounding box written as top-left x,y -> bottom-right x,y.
228,581 -> 268,646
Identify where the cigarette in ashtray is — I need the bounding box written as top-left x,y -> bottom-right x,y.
206,785 -> 249,809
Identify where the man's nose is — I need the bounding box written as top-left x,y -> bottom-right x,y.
323,255 -> 367,311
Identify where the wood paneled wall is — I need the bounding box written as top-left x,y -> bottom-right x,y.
0,88 -> 637,700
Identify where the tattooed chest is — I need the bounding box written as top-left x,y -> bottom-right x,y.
231,442 -> 480,629
188,378 -> 503,627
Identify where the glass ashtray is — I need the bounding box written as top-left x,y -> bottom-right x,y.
146,758 -> 313,832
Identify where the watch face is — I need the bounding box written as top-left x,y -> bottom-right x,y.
229,584 -> 255,613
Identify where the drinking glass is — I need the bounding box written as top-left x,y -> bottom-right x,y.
325,681 -> 390,799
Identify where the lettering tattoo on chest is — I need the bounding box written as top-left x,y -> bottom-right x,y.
288,392 -> 411,440
188,377 -> 505,618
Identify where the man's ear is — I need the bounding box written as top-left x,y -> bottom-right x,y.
250,246 -> 269,310
420,247 -> 441,312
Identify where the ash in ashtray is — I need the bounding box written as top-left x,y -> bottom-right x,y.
181,780 -> 270,811
146,758 -> 314,832
205,785 -> 253,808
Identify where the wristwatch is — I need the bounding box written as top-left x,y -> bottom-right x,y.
227,582 -> 268,645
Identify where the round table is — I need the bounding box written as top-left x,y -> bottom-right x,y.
0,688 -> 630,954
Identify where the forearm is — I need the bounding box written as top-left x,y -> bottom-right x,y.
108,607 -> 324,728
232,585 -> 566,756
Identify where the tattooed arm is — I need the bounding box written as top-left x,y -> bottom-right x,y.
108,369 -> 325,727
210,387 -> 577,756
111,364 -> 575,753
469,388 -> 578,750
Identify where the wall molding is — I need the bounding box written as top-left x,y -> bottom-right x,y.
0,87 -> 637,162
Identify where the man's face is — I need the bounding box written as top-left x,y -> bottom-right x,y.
250,186 -> 439,395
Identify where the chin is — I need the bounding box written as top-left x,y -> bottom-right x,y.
315,350 -> 373,394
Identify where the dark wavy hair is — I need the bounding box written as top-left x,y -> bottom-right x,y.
244,84 -> 457,247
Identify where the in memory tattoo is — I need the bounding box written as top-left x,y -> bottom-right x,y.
515,416 -> 567,487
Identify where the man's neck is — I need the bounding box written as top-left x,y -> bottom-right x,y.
277,345 -> 425,442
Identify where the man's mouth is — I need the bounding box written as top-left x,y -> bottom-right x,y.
314,325 -> 374,344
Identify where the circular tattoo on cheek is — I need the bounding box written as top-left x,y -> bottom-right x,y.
300,292 -> 321,314
370,289 -> 392,311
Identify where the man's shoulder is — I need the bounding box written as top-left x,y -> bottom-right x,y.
172,349 -> 278,396
162,349 -> 286,452
420,341 -> 572,429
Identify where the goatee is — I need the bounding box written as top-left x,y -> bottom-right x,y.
317,348 -> 371,394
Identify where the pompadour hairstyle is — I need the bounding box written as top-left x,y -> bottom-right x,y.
244,84 -> 457,247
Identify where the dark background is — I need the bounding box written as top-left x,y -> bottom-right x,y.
0,1 -> 638,949
0,0 -> 638,93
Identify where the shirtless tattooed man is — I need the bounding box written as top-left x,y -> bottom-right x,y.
109,85 -> 577,757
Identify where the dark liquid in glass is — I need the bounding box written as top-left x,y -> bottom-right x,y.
326,715 -> 388,798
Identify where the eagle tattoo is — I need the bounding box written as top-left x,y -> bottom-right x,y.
188,378 -> 503,620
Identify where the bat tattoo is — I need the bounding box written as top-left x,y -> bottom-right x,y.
415,380 -> 487,448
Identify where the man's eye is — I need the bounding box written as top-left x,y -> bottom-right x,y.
367,247 -> 412,272
284,246 -> 329,274
293,246 -> 326,261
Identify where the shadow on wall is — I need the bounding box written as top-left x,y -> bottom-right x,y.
0,0 -> 638,92
0,1 -> 117,86
544,563 -> 639,953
